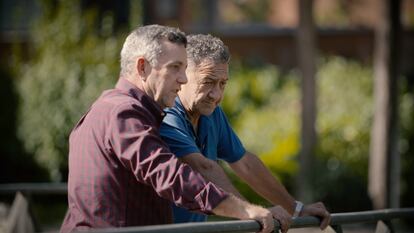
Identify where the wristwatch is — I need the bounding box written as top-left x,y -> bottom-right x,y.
293,201 -> 304,218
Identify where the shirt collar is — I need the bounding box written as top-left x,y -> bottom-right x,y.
174,98 -> 188,116
174,97 -> 212,141
115,77 -> 165,123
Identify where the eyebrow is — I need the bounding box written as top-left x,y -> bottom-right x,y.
167,61 -> 185,66
203,76 -> 228,82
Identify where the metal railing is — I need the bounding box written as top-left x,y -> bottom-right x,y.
1,183 -> 413,233
0,182 -> 68,233
0,182 -> 67,195
87,208 -> 414,233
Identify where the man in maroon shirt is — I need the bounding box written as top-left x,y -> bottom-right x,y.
61,25 -> 279,233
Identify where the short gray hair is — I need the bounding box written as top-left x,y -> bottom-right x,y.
186,34 -> 230,66
120,24 -> 187,76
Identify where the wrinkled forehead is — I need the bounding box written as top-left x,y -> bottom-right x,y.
190,59 -> 228,81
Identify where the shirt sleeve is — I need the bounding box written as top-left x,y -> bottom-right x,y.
159,110 -> 200,158
216,107 -> 246,163
107,102 -> 228,214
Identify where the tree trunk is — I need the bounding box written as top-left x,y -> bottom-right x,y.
296,0 -> 317,203
369,0 -> 401,209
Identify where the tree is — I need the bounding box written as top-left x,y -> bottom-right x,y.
296,0 -> 317,203
369,0 -> 401,209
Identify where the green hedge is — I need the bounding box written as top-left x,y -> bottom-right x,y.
14,1 -> 123,181
222,57 -> 413,211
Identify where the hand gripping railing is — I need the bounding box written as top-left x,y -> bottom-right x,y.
85,208 -> 414,233
0,183 -> 413,233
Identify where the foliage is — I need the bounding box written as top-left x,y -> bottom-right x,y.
14,0 -> 123,181
400,80 -> 414,210
223,57 -> 413,211
313,57 -> 374,211
222,61 -> 300,205
0,67 -> 49,183
223,61 -> 300,176
317,57 -> 373,174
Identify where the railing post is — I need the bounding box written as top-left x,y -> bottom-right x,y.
4,192 -> 35,233
20,192 -> 41,232
375,220 -> 394,233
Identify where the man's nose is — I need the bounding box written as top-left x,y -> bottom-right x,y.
208,85 -> 222,100
177,71 -> 188,84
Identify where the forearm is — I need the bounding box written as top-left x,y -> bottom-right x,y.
212,194 -> 266,220
180,153 -> 245,200
230,152 -> 295,213
212,194 -> 250,219
213,194 -> 276,233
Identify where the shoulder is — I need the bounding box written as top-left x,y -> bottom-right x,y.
214,106 -> 226,117
163,105 -> 188,128
209,106 -> 229,126
96,89 -> 155,124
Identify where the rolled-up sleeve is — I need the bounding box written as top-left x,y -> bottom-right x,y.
106,102 -> 228,214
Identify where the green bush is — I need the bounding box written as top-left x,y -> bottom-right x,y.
223,61 -> 300,175
223,57 -> 412,211
399,80 -> 414,210
313,57 -> 373,211
14,1 -> 124,181
222,61 -> 300,205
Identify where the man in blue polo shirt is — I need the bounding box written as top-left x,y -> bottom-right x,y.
159,34 -> 331,231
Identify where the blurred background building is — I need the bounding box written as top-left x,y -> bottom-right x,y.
2,0 -> 414,71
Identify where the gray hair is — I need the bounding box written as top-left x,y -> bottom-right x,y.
186,34 -> 230,66
120,24 -> 187,76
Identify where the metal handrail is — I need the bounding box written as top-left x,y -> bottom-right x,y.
87,208 -> 414,233
1,183 -> 413,233
0,182 -> 67,195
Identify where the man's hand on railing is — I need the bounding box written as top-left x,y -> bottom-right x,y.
268,205 -> 292,233
212,194 -> 275,233
300,202 -> 331,230
245,205 -> 275,233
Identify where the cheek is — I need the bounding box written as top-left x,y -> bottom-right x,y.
190,93 -> 203,106
161,77 -> 174,90
196,89 -> 209,100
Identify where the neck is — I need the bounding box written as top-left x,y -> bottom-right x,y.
187,110 -> 200,132
124,75 -> 142,90
124,74 -> 162,107
180,97 -> 200,131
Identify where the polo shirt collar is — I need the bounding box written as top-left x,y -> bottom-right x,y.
175,97 -> 212,149
115,77 -> 165,124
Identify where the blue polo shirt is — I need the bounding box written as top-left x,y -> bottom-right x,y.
160,98 -> 246,223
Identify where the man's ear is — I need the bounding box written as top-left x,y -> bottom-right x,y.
136,57 -> 147,81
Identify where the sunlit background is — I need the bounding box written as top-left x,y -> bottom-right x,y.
0,0 -> 413,231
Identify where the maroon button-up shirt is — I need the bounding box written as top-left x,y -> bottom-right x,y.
60,78 -> 228,232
